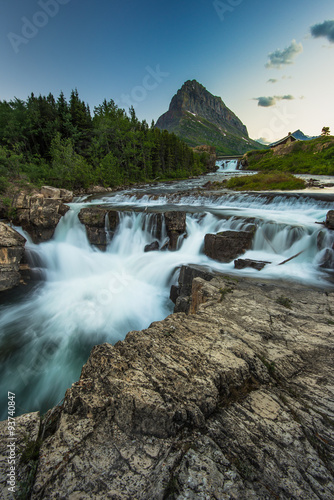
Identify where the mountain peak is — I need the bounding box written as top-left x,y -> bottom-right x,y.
156,81 -> 262,155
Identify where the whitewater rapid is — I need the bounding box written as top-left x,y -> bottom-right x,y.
0,176 -> 333,419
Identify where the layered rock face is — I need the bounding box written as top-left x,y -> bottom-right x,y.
156,80 -> 261,154
11,186 -> 72,243
0,223 -> 26,291
78,208 -> 186,251
164,211 -> 186,250
78,207 -> 120,250
12,269 -> 334,499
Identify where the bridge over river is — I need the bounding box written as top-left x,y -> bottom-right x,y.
216,154 -> 243,160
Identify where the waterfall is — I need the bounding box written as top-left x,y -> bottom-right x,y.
217,159 -> 239,172
0,188 -> 333,420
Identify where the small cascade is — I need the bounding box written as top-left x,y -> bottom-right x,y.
0,187 -> 333,420
217,159 -> 239,172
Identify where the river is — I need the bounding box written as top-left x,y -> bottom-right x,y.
0,161 -> 333,420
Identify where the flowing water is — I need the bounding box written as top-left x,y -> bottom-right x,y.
1,168 -> 334,419
217,159 -> 239,172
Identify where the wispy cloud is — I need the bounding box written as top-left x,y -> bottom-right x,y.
310,20 -> 334,43
254,95 -> 295,107
265,40 -> 303,69
267,78 -> 278,84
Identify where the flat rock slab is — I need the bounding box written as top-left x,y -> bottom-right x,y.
13,273 -> 333,499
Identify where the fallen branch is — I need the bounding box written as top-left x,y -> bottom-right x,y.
278,250 -> 305,266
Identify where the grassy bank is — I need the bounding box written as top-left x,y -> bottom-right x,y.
244,136 -> 334,175
225,172 -> 306,191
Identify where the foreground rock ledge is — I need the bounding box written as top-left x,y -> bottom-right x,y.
6,273 -> 334,499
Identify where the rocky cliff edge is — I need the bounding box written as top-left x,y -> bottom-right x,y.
1,269 -> 334,499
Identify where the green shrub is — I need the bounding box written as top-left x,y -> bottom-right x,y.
0,175 -> 9,193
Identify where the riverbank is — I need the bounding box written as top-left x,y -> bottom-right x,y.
1,269 -> 333,499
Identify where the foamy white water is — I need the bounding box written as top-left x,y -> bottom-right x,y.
217,159 -> 239,172
0,182 -> 333,419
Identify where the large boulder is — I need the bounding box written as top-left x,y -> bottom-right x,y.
78,207 -> 119,250
164,211 -> 186,250
26,197 -> 70,243
41,186 -> 73,203
204,230 -> 254,262
0,223 -> 26,291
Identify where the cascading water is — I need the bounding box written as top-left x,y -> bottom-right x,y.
217,159 -> 239,172
0,186 -> 333,420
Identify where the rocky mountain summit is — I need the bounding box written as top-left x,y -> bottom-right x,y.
2,268 -> 333,499
156,80 -> 262,154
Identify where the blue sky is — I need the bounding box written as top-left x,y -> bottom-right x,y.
1,0 -> 333,142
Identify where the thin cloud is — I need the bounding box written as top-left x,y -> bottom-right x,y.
267,78 -> 278,84
265,40 -> 303,69
310,20 -> 334,43
254,95 -> 295,107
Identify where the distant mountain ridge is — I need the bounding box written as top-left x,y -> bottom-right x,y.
290,129 -> 319,141
155,80 -> 263,155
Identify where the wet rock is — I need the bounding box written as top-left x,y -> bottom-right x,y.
164,211 -> 186,250
172,264 -> 215,313
234,258 -> 271,271
319,248 -> 334,269
169,284 -> 180,304
144,241 -> 159,252
204,230 -> 254,262
325,210 -> 334,229
78,207 -> 119,250
16,273 -> 334,499
0,223 -> 26,291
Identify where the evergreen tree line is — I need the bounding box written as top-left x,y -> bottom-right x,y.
0,90 -> 211,191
